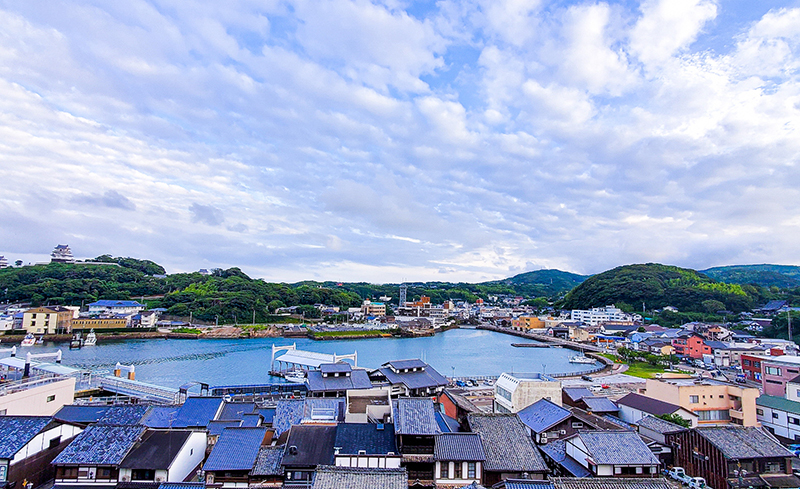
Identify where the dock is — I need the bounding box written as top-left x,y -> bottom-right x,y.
511,343 -> 550,348
269,343 -> 357,377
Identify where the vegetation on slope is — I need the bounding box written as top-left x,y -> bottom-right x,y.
700,264 -> 800,288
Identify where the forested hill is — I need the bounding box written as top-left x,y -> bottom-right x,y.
485,269 -> 588,297
561,263 -> 767,314
700,264 -> 800,288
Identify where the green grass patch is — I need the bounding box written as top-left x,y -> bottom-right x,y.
172,328 -> 203,334
623,361 -> 669,379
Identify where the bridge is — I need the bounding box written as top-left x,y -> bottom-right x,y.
96,375 -> 179,404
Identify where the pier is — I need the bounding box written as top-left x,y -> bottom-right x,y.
269,343 -> 357,377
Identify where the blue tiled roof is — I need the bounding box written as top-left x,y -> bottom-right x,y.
96,405 -> 151,425
434,412 -> 460,433
159,484 -> 204,489
172,397 -> 223,428
53,425 -> 144,466
306,369 -> 373,392
257,407 -> 276,424
0,416 -> 52,459
504,481 -> 556,489
89,300 -> 145,307
539,439 -> 591,478
140,406 -> 181,428
571,431 -> 659,465
434,433 -> 485,461
54,405 -> 112,424
207,421 -> 242,436
518,399 -> 571,434
273,398 -> 344,437
240,414 -> 262,427
393,398 -> 440,435
273,399 -> 304,437
334,423 -> 397,455
203,427 -> 267,472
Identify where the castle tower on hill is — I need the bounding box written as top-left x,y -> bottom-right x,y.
51,244 -> 75,263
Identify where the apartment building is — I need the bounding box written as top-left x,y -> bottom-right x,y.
645,377 -> 759,426
494,372 -> 561,413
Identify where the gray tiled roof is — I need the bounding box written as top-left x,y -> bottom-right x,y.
563,387 -> 593,402
334,423 -> 397,455
636,415 -> 686,435
517,398 -> 571,434
320,363 -> 352,374
203,427 -> 267,472
378,361 -> 448,391
551,478 -> 673,489
392,398 -> 440,435
250,445 -> 284,476
0,416 -> 52,459
467,413 -> 548,473
571,431 -> 658,466
311,466 -> 407,489
53,425 -> 144,466
616,393 -> 682,416
386,359 -> 427,370
696,426 -> 793,459
434,433 -> 485,461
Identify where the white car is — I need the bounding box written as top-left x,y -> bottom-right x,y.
689,477 -> 709,489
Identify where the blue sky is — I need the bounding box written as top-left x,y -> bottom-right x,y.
1,0 -> 799,282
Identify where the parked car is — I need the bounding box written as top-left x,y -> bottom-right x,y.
689,477 -> 709,489
667,467 -> 691,485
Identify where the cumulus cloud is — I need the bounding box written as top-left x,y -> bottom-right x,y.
1,1 -> 799,282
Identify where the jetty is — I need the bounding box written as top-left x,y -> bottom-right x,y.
511,343 -> 550,348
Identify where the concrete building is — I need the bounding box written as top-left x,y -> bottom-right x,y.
494,372 -> 561,413
570,306 -> 637,326
87,300 -> 145,315
511,316 -> 545,332
743,354 -> 800,396
644,378 -> 759,426
72,316 -> 129,330
22,306 -> 74,334
0,376 -> 76,416
360,300 -> 386,317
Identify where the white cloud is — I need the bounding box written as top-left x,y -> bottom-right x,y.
630,0 -> 718,67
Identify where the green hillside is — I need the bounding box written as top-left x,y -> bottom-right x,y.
486,269 -> 588,297
700,264 -> 800,288
561,263 -> 763,313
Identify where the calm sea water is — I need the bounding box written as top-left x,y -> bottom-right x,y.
12,329 -> 597,388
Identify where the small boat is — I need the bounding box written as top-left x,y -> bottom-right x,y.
283,369 -> 306,383
569,352 -> 595,364
20,333 -> 36,347
83,330 -> 97,346
36,336 -> 44,345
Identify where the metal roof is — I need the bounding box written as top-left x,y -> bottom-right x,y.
563,387 -> 593,402
218,402 -> 256,420
385,359 -> 427,370
334,423 -> 397,455
172,397 -> 224,428
377,364 -> 448,391
55,405 -> 112,424
120,430 -> 191,470
757,395 -> 800,416
434,433 -> 485,461
275,350 -> 339,369
320,363 -> 352,374
53,425 -> 145,466
0,416 -> 52,459
282,425 -> 337,467
581,396 -> 618,413
434,412 -> 461,433
203,427 -> 267,472
616,393 -> 682,416
539,439 -> 591,478
88,300 -> 145,307
392,398 -> 440,435
140,406 -> 181,428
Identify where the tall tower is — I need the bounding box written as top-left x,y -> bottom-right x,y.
399,283 -> 407,307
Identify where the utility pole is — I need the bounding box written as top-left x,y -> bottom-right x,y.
252,309 -> 256,325
789,310 -> 793,343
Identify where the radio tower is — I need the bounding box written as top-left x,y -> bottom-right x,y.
399,283 -> 407,307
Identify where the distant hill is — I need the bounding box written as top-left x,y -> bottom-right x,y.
561,263 -> 759,313
485,269 -> 588,298
700,264 -> 800,288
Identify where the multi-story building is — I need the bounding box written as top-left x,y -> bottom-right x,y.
756,395 -> 800,442
71,316 -> 129,330
511,316 -> 545,331
671,334 -> 712,359
360,300 -> 386,317
50,244 -> 75,263
494,372 -> 561,413
713,343 -> 766,367
742,354 -> 800,396
87,300 -> 145,315
22,306 -> 74,334
0,255 -> 7,268
0,375 -> 76,416
570,306 -> 638,326
644,378 -> 759,426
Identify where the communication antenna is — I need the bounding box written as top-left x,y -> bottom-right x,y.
399,283 -> 407,307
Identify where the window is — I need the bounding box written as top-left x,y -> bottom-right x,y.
467,462 -> 476,479
62,467 -> 78,479
131,469 -> 155,481
46,395 -> 55,402
743,360 -> 751,366
97,468 -> 112,479
49,436 -> 61,449
790,417 -> 799,425
571,422 -> 584,429
757,408 -> 764,416
698,410 -> 731,421
719,395 -> 724,399
773,412 -> 780,419
496,386 -> 512,401
690,395 -> 699,404
766,366 -> 782,376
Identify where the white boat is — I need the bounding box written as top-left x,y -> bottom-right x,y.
284,369 -> 306,383
569,355 -> 595,364
83,330 -> 97,346
20,333 -> 36,347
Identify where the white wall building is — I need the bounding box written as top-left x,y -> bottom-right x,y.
571,305 -> 638,326
494,372 -> 562,413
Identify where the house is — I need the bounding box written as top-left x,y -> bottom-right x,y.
744,355 -> 800,396
305,363 -> 373,397
52,424 -> 146,487
0,416 -> 82,489
281,425 -> 337,488
561,388 -> 593,408
71,316 -> 129,330
538,440 -> 591,478
563,431 -> 660,477
756,395 -> 800,442
438,389 -> 480,428
639,339 -> 675,356
332,423 -> 401,469
635,415 -> 687,467
672,334 -> 712,359
203,427 -> 268,486
119,430 -> 206,484
467,413 -> 549,486
392,398 -> 439,485
645,378 -> 759,426
494,372 -> 561,413
669,426 -> 798,489
616,393 -> 698,427
712,343 -> 765,367
370,360 -> 448,397
22,306 -> 74,334
248,446 -> 285,488
344,388 -> 392,423
517,399 -> 572,444
433,433 -> 485,487
310,465 -> 407,489
87,300 -> 146,315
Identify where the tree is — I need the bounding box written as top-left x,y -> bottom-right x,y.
657,413 -> 691,428
702,299 -> 725,314
267,300 -> 286,313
